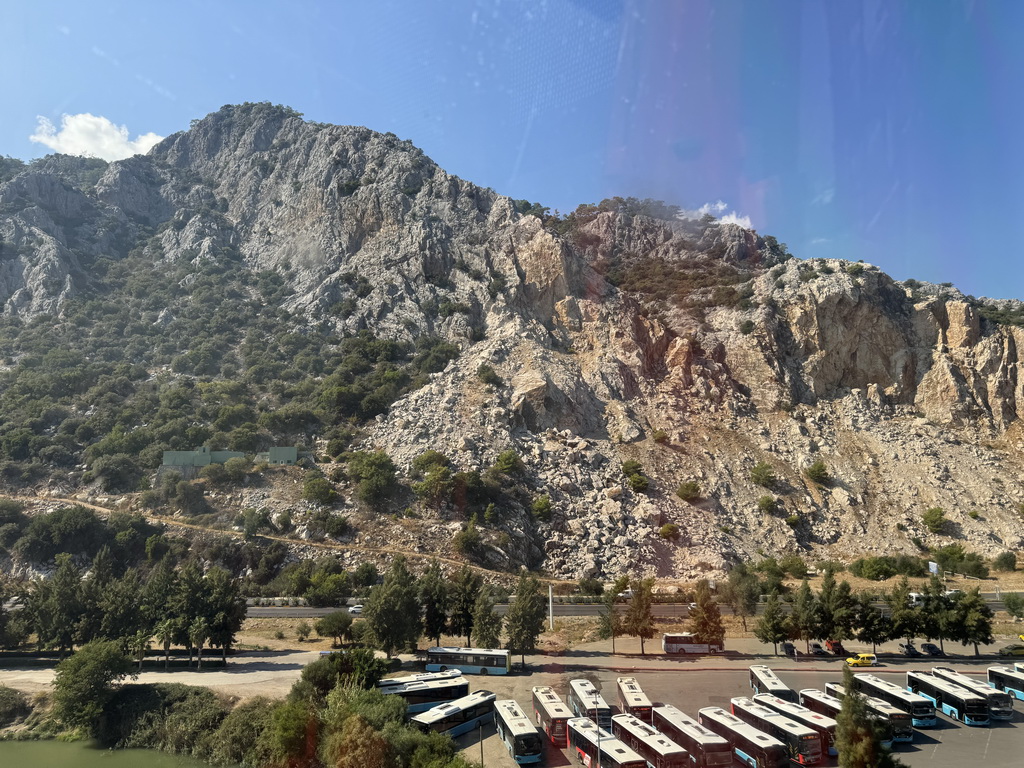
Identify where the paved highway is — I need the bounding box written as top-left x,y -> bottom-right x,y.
247,596 -> 1009,619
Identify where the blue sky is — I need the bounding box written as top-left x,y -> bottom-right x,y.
3,0 -> 1023,299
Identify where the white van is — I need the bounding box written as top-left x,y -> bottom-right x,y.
907,592 -> 924,606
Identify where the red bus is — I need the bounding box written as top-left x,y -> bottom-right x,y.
532,685 -> 572,747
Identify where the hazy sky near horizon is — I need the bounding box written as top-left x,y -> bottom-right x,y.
3,0 -> 1023,299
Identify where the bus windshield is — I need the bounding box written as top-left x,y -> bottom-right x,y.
706,751 -> 733,766
517,733 -> 543,754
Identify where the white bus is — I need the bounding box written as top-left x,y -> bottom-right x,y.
821,683 -> 911,744
906,670 -> 989,726
987,665 -> 1024,702
729,697 -> 822,765
568,717 -> 646,768
532,685 -> 572,747
617,677 -> 654,723
410,690 -> 496,737
377,673 -> 470,713
931,666 -> 1013,720
752,693 -> 836,757
748,665 -> 797,703
494,699 -> 543,765
568,678 -> 613,729
377,669 -> 464,689
611,713 -> 689,768
652,705 -> 732,768
697,707 -> 788,768
663,632 -> 723,654
851,674 -> 937,727
424,646 -> 511,675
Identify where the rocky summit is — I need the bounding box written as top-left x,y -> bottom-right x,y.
2,102 -> 1023,580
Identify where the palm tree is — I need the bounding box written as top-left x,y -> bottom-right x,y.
128,629 -> 152,672
156,619 -> 175,670
189,617 -> 209,670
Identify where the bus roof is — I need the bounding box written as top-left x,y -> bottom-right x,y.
989,665 -> 1024,682
753,694 -> 837,728
426,646 -> 510,657
699,707 -> 786,748
854,674 -> 930,704
410,690 -> 495,726
568,718 -> 644,762
749,665 -> 789,690
569,678 -> 609,707
378,670 -> 463,688
653,704 -> 727,745
908,671 -> 987,703
378,676 -> 468,695
616,677 -> 652,707
533,686 -> 573,717
931,666 -> 995,696
495,699 -> 538,738
731,697 -> 816,738
612,714 -> 687,758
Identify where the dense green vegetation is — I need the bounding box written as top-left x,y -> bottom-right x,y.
0,217 -> 459,490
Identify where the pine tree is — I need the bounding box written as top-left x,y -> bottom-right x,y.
855,592 -> 890,652
623,578 -> 656,654
830,580 -> 858,642
754,592 -> 788,654
686,579 -> 724,649
886,576 -> 920,643
418,560 -> 449,647
505,571 -> 547,666
471,585 -> 503,648
721,564 -> 760,631
598,576 -> 628,653
953,587 -> 993,656
448,565 -> 482,647
364,556 -> 421,657
790,579 -> 822,652
836,666 -> 908,767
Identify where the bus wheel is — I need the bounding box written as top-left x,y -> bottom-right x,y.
480,668 -> 488,676
439,666 -> 448,672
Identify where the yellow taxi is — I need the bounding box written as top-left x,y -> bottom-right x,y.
846,653 -> 878,667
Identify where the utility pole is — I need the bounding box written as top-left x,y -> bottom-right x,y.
549,584 -> 554,630
479,719 -> 484,766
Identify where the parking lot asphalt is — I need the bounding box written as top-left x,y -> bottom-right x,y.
455,654 -> 1024,768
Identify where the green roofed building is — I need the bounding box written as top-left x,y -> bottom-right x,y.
161,445 -> 246,468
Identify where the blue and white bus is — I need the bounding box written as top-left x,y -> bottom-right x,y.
906,671 -> 989,726
410,690 -> 496,737
988,665 -> 1024,701
652,705 -> 732,768
821,683 -> 911,744
424,646 -> 511,675
377,671 -> 469,713
749,666 -> 798,703
611,713 -> 689,768
931,667 -> 1013,720
753,693 -> 837,757
697,707 -> 788,768
851,674 -> 937,727
729,697 -> 822,765
494,699 -> 543,765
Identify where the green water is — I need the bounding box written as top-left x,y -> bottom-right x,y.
0,740 -> 213,767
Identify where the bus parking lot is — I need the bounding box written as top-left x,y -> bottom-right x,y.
453,662 -> 1024,767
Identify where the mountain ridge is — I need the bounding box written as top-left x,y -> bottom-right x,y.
1,102 -> 1023,580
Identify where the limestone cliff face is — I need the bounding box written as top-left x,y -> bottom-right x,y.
1,103 -> 1023,578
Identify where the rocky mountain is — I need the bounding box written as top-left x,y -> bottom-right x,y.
1,102 -> 1023,580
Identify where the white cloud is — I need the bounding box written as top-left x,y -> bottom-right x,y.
29,113 -> 163,161
677,199 -> 752,229
719,211 -> 753,228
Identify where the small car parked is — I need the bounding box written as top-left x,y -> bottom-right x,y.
898,642 -> 923,657
998,644 -> 1024,657
846,653 -> 878,667
920,642 -> 944,657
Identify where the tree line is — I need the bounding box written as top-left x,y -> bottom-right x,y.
753,568 -> 995,656
360,557 -> 547,664
0,544 -> 246,666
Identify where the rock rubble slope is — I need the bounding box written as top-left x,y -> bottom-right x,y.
1,103 -> 1023,578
